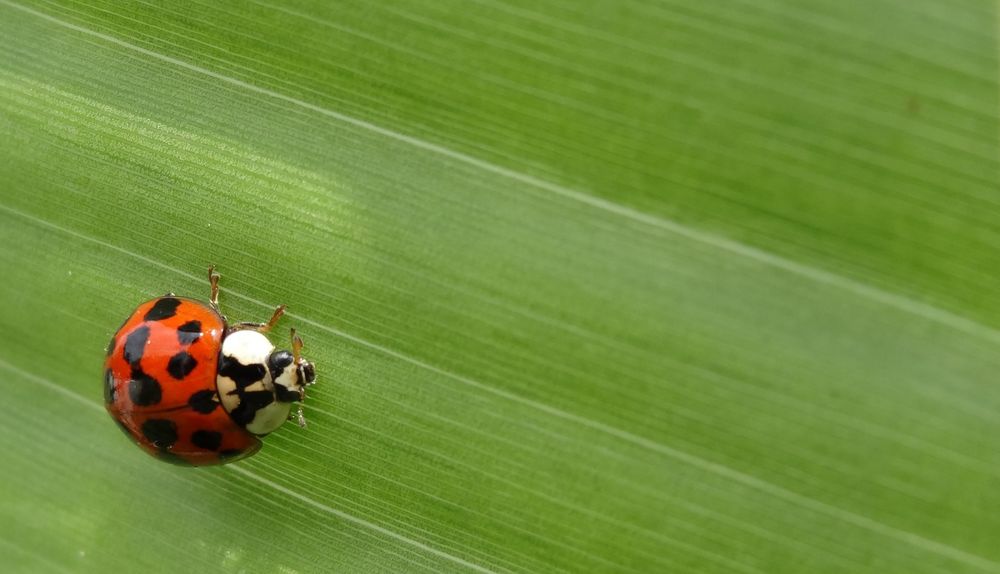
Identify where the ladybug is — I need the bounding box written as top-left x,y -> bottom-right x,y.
103,266 -> 317,465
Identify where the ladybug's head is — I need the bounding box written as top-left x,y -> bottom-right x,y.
266,329 -> 317,426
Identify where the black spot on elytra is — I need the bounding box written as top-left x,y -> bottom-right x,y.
191,430 -> 222,451
188,389 -> 218,413
177,320 -> 202,345
128,367 -> 162,406
228,390 -> 274,427
219,448 -> 247,461
103,369 -> 116,404
218,354 -> 266,389
141,418 -> 178,449
144,297 -> 181,321
167,351 -> 198,380
155,450 -> 193,466
122,325 -> 150,365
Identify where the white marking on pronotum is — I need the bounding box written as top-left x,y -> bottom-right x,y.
216,330 -> 294,435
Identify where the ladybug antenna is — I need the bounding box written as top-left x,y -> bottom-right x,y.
292,328 -> 308,428
291,328 -> 303,365
288,327 -> 314,429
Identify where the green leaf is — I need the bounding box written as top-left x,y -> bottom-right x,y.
1,0 -> 998,572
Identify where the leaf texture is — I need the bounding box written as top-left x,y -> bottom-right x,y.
0,1 -> 998,573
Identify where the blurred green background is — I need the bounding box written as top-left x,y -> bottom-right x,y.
0,1 -> 998,572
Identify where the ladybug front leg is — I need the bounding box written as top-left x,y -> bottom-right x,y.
207,265 -> 221,309
289,403 -> 308,428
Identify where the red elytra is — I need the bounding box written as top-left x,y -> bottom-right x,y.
104,296 -> 261,465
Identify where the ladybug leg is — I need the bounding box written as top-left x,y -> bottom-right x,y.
289,403 -> 308,428
207,265 -> 221,309
232,304 -> 286,333
291,329 -> 311,430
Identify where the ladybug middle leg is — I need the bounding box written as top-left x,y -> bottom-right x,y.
208,265 -> 286,333
232,304 -> 287,333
